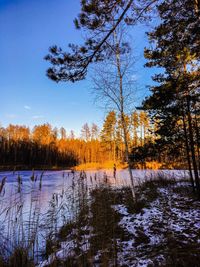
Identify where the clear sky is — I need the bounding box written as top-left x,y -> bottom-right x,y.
0,0 -> 156,136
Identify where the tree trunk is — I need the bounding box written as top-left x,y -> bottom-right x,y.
114,32 -> 136,199
182,110 -> 195,191
186,95 -> 200,195
121,114 -> 136,198
194,108 -> 200,171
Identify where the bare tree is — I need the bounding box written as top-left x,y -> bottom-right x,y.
91,123 -> 99,140
92,26 -> 137,198
81,123 -> 91,141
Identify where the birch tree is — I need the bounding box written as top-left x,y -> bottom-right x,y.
92,26 -> 137,198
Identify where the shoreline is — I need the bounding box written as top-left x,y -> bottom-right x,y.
0,166 -> 74,172
0,166 -> 189,173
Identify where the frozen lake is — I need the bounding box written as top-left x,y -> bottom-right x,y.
0,168 -> 190,214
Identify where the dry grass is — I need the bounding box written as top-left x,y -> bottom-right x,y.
134,161 -> 163,170
74,161 -> 128,171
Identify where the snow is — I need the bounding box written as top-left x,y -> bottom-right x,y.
112,184 -> 200,266
113,202 -> 164,247
37,224 -> 92,267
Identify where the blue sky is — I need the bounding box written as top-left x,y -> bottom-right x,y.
0,0 -> 155,135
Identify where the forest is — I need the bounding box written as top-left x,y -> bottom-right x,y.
0,109 -> 190,170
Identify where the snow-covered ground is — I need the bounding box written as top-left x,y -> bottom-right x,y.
113,184 -> 200,266
37,180 -> 200,267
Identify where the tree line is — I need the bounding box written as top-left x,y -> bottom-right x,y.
0,124 -> 78,169
0,110 -> 154,169
0,108 -> 190,170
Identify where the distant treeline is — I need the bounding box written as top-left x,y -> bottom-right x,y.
0,124 -> 78,169
0,109 -> 191,170
0,111 -> 153,169
0,139 -> 78,170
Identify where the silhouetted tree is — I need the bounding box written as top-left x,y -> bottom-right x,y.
45,0 -> 158,82
143,0 -> 200,193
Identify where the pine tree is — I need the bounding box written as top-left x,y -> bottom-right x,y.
101,111 -> 117,161
143,0 -> 200,194
131,111 -> 139,147
45,0 -> 158,82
